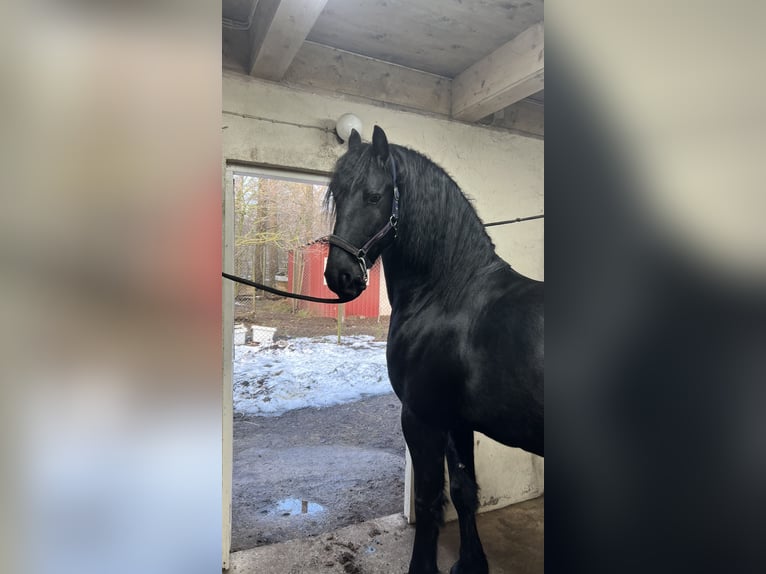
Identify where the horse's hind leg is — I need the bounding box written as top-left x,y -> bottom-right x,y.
446,429 -> 488,574
402,406 -> 447,574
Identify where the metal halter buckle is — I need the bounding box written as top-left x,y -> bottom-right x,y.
357,255 -> 369,284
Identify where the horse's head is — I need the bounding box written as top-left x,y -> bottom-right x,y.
325,126 -> 398,300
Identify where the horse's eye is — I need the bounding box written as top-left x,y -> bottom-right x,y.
367,194 -> 382,205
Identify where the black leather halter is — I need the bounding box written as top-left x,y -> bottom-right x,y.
327,155 -> 400,283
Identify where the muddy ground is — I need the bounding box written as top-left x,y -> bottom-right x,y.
232,392 -> 405,552
233,296 -> 401,552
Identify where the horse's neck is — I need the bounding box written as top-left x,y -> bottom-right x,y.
381,172 -> 499,308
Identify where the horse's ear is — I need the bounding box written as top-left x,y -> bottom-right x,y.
348,129 -> 362,150
372,125 -> 389,162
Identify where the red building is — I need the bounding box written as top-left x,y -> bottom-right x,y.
288,242 -> 382,318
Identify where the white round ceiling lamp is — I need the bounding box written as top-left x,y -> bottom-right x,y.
335,113 -> 363,143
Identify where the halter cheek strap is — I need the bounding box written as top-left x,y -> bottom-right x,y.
327,155 -> 400,283
389,154 -> 400,228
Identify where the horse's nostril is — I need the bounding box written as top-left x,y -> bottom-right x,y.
339,272 -> 352,288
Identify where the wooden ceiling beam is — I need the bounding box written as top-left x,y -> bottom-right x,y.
452,22 -> 544,122
249,0 -> 329,81
284,42 -> 452,116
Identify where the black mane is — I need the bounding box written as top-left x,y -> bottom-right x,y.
327,143 -> 500,296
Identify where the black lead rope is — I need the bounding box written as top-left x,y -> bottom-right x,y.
222,270 -> 354,304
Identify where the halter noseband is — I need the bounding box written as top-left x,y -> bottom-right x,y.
327,155 -> 400,284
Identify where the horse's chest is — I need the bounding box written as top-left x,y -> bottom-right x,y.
386,321 -> 467,422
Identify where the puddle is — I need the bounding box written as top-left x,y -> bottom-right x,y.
264,498 -> 326,517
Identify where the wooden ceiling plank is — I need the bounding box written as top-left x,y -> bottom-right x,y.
249,0 -> 329,81
452,22 -> 544,122
284,42 -> 451,116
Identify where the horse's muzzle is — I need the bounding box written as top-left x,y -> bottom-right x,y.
324,267 -> 367,300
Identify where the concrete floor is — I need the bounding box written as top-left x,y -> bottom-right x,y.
227,496 -> 543,574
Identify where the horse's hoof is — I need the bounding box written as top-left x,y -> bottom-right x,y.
450,558 -> 489,574
406,563 -> 441,574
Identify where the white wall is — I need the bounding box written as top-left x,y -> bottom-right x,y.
222,70 -> 544,522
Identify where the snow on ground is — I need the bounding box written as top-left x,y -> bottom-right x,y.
233,335 -> 390,416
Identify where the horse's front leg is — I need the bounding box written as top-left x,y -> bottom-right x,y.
446,429 -> 488,574
402,406 -> 447,574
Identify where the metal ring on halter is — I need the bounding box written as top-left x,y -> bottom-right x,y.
356,252 -> 369,284
389,215 -> 398,236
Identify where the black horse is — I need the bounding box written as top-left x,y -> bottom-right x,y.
324,126 -> 543,574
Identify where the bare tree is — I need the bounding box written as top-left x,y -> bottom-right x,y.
234,175 -> 331,306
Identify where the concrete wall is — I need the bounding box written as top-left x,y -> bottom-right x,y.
222,70 -> 544,522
